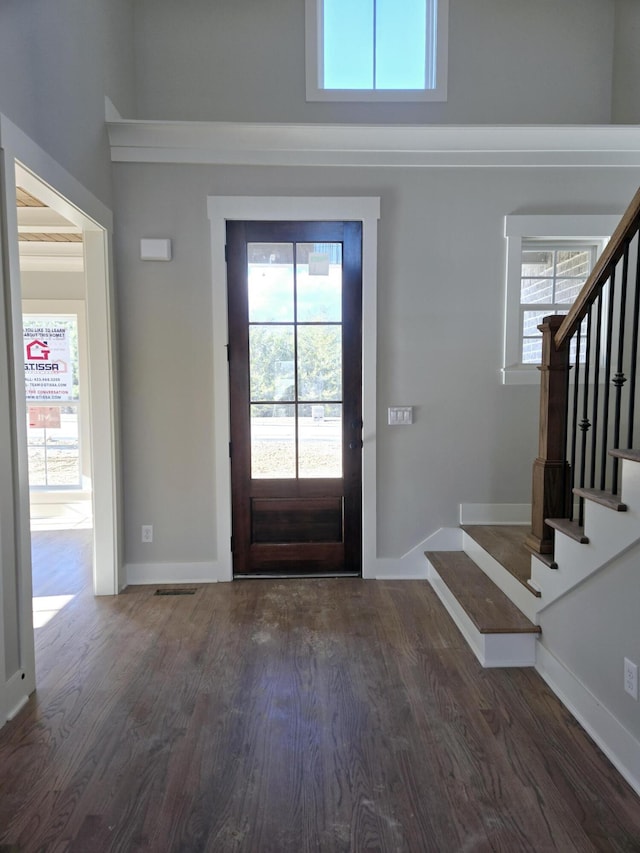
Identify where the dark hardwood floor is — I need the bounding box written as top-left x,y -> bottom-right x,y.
1,531 -> 640,851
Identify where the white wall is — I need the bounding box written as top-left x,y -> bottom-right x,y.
0,0 -> 133,727
540,542 -> 640,741
132,0 -> 616,125
112,162 -> 639,571
612,0 -> 640,123
0,0 -> 135,206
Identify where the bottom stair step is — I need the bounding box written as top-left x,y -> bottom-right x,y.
425,550 -> 541,669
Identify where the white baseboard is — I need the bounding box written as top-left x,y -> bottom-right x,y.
2,670 -> 32,727
536,643 -> 640,798
460,503 -> 531,525
125,561 -> 224,586
371,527 -> 463,580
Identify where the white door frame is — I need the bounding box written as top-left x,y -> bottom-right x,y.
207,196 -> 380,581
0,115 -> 120,610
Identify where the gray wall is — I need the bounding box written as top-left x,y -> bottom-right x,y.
540,541 -> 640,742
612,0 -> 640,123
112,162 -> 638,566
0,0 -> 135,206
132,0 -> 617,125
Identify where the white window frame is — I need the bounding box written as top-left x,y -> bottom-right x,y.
502,214 -> 620,385
305,0 -> 448,102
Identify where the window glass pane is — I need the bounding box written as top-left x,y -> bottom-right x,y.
251,404 -> 295,478
522,338 -> 542,364
521,278 -> 553,304
555,278 -> 585,304
376,0 -> 426,89
26,403 -> 80,488
297,325 -> 342,401
298,404 -> 342,478
521,250 -> 554,277
248,243 -> 294,322
23,315 -> 79,402
323,0 -> 373,89
249,326 -> 295,402
296,242 -> 342,322
556,250 -> 591,278
522,311 -> 549,337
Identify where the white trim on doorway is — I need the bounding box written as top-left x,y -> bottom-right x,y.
0,114 -> 121,603
207,196 -> 380,581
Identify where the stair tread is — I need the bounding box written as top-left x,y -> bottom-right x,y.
426,551 -> 541,635
573,487 -> 627,512
461,524 -> 536,593
609,448 -> 640,463
545,518 -> 589,543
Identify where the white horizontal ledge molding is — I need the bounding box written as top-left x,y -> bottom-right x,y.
107,119 -> 640,168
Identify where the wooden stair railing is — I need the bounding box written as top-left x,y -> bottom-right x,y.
527,186 -> 640,556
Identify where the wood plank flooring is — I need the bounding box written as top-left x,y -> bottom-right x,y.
462,525 -> 534,590
1,531 -> 640,851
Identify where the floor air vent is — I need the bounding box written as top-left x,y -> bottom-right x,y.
154,588 -> 198,596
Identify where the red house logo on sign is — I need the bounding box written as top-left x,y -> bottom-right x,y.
26,340 -> 51,361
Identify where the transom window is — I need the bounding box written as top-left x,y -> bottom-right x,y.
305,0 -> 448,102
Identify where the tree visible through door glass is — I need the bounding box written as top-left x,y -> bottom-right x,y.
247,242 -> 343,479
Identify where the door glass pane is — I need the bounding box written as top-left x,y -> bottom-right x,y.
296,243 -> 342,322
248,243 -> 294,322
298,404 -> 343,478
297,325 -> 342,401
251,404 -> 295,478
249,326 -> 295,401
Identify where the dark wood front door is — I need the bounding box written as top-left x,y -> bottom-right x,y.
226,220 -> 363,576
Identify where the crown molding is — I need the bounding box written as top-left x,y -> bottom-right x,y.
106,118 -> 640,168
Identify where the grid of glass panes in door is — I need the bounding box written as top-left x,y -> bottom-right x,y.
520,242 -> 597,364
247,242 -> 343,479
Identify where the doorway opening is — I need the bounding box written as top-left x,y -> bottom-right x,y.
11,161 -> 118,606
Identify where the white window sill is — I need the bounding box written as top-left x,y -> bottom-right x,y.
501,366 -> 542,386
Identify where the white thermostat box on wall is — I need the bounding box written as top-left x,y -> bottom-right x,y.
140,238 -> 172,261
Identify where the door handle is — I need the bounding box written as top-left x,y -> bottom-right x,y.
349,440 -> 363,450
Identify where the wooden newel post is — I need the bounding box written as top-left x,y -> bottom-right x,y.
525,315 -> 571,555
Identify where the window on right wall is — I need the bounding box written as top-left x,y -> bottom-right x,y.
503,214 -> 620,385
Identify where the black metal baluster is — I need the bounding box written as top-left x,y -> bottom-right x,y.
600,270 -> 617,491
578,311 -> 593,527
612,248 -> 629,495
627,233 -> 640,449
569,325 -> 581,522
590,293 -> 603,488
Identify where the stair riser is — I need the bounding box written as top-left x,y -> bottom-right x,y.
462,532 -> 539,624
427,562 -> 539,668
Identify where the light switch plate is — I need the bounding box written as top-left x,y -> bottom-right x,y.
388,406 -> 413,425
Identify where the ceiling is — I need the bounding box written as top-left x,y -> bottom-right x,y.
16,186 -> 84,271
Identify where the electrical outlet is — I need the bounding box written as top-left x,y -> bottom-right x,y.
624,657 -> 638,699
141,525 -> 153,544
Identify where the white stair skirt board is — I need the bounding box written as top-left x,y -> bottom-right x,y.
462,531 -> 540,624
426,557 -> 538,668
460,503 -> 531,525
125,562 -> 222,586
531,460 -> 640,610
536,644 -> 640,798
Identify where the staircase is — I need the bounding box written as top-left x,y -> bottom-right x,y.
425,449 -> 640,668
425,187 -> 640,670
